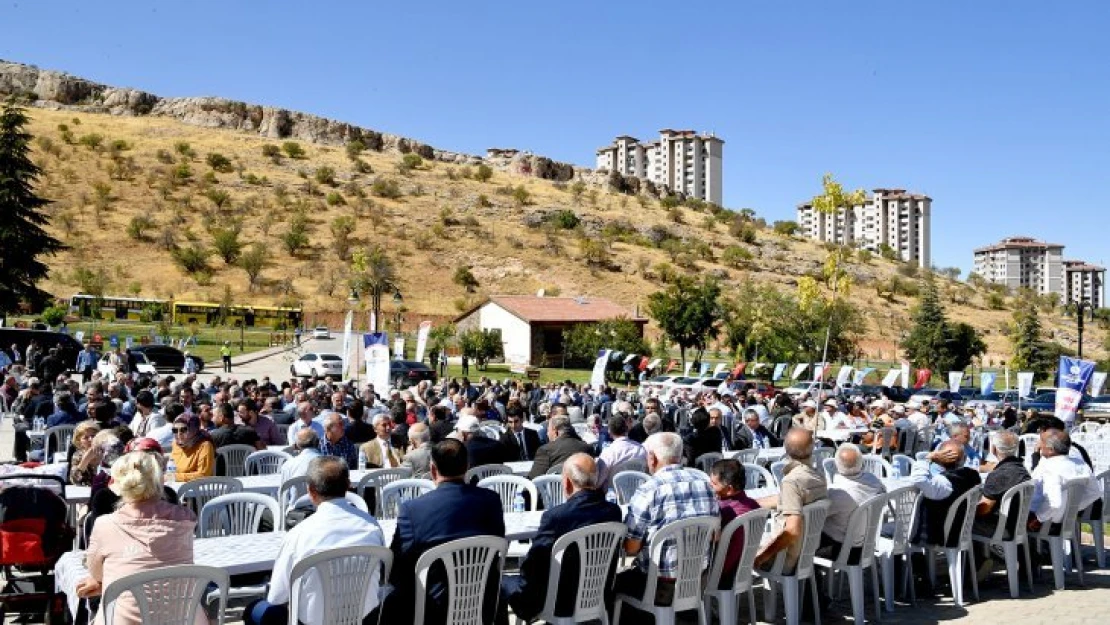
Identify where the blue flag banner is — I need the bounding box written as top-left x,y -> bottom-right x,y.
853,367 -> 876,385
109,334 -> 119,348
772,363 -> 787,381
699,362 -> 710,376
980,372 -> 996,396
1055,356 -> 1096,423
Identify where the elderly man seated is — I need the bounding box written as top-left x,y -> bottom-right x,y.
244,457 -> 384,625
971,430 -> 1030,577
754,428 -> 828,571
820,445 -> 886,557
1027,429 -> 1102,534
909,440 -> 982,547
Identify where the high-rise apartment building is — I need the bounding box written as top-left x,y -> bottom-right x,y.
795,188 -> 932,268
595,129 -> 724,205
972,237 -> 1064,297
1063,260 -> 1105,308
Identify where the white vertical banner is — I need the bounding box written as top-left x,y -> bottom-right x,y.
365,333 -> 390,393
590,349 -> 611,388
1091,371 -> 1108,397
683,361 -> 693,376
792,363 -> 809,380
1017,372 -> 1035,398
414,321 -> 432,363
881,369 -> 901,387
369,311 -> 377,333
772,363 -> 787,381
341,310 -> 354,379
812,364 -> 825,381
750,363 -> 765,374
900,361 -> 910,388
713,363 -> 727,375
948,371 -> 964,393
836,365 -> 854,387
393,337 -> 405,360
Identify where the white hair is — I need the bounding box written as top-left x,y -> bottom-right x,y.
644,432 -> 683,465
834,445 -> 863,477
371,414 -> 390,427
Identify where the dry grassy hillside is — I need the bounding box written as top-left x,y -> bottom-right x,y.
20,107 -> 1105,363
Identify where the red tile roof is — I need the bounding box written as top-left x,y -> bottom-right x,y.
456,296 -> 645,324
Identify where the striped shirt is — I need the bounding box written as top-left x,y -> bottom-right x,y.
625,464 -> 719,577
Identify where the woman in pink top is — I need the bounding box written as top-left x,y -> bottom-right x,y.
76,451 -> 200,625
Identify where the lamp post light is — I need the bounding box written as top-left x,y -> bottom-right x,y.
1066,298 -> 1096,360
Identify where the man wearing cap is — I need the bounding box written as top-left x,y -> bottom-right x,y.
792,399 -> 827,433
822,399 -> 849,428
455,414 -> 508,469
907,402 -> 930,431
889,404 -> 913,430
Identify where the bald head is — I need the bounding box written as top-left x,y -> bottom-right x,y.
784,428 -> 814,462
563,453 -> 599,492
936,440 -> 965,469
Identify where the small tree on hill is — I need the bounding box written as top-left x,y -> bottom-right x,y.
474,164 -> 493,182
453,266 -> 480,293
282,142 -> 305,159
1010,303 -> 1052,380
238,244 -> 267,291
212,227 -> 242,264
646,275 -> 722,367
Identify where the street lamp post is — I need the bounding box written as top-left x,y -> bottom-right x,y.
1067,298 -> 1096,360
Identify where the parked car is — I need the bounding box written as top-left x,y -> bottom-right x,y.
130,345 -> 204,373
783,381 -> 836,399
312,327 -> 331,340
963,390 -> 1022,411
1021,391 -> 1094,412
0,328 -> 84,372
1082,395 -> 1110,414
290,352 -> 343,378
907,388 -> 965,407
729,379 -> 777,399
97,352 -> 157,378
390,360 -> 437,388
641,374 -> 679,393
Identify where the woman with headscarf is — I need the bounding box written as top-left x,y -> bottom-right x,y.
169,415 -> 215,482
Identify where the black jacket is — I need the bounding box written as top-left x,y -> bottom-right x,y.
465,435 -> 508,469
920,466 -> 981,547
528,434 -> 593,478
500,428 -> 542,462
733,425 -> 782,450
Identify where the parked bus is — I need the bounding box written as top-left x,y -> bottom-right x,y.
172,301 -> 302,329
69,294 -> 169,321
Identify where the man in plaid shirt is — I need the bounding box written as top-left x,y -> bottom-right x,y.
617,432 -> 719,606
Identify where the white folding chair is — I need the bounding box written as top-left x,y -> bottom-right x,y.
215,444 -> 256,477
821,457 -> 838,483
891,454 -> 914,479
875,486 -> 921,611
732,448 -> 759,466
414,536 -> 508,625
757,500 -> 831,625
861,455 -> 895,479
102,565 -> 228,625
379,478 -> 435,521
703,508 -> 771,625
477,475 -> 539,512
1033,477 -> 1090,590
43,425 -> 76,465
177,476 -> 243,515
517,522 -> 626,624
532,474 -> 565,510
198,492 -> 281,538
464,463 -> 511,484
971,481 -> 1035,598
613,515 -> 718,625
1081,468 -> 1110,568
611,471 -> 649,505
277,475 -> 310,529
916,485 -> 982,607
289,545 -> 392,625
874,427 -> 897,461
694,452 -> 723,473
245,449 -> 292,475
356,467 -> 413,516
741,462 -> 775,490
814,493 -> 887,624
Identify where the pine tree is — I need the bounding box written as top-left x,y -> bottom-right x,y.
1010,303 -> 1050,379
0,99 -> 65,324
902,276 -> 950,371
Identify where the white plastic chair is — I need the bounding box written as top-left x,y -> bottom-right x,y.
971,481 -> 1035,598
518,522 -> 626,624
891,454 -> 914,479
814,492 -> 887,624
732,448 -> 759,465
1081,468 -> 1109,568
101,565 -> 228,625
613,515 -> 718,625
198,492 -> 281,538
379,478 -> 435,520
770,460 -> 787,488
177,476 -> 243,515
215,444 -> 256,477
741,462 -> 775,490
703,508 -> 771,625
874,427 -> 897,460
289,545 -> 392,625
1033,477 -> 1090,590
757,499 -> 831,625
611,471 -> 649,505
916,485 -> 982,607
356,467 -> 413,516
277,475 -> 310,529
694,452 -> 723,473
861,455 -> 895,479
821,457 -> 838,483
245,449 -> 292,475
532,474 -> 565,510
413,535 -> 508,625
1019,433 -> 1041,463
812,447 -> 834,466
43,425 -> 76,465
610,459 -> 648,476
464,463 -> 511,484
477,475 -> 539,512
875,485 -> 921,611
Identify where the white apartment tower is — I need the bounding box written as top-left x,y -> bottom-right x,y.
595,130 -> 724,206
972,237 -> 1064,297
795,188 -> 932,268
1063,260 -> 1105,308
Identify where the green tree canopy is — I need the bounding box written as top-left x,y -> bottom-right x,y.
646,275 -> 722,366
1010,303 -> 1054,380
903,276 -> 986,372
562,317 -> 650,365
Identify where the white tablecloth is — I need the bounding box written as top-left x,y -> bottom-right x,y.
55,532 -> 286,617
504,461 -> 532,476
817,428 -> 869,442
377,510 -> 544,544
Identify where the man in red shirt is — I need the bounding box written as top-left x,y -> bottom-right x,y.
708,459 -> 762,589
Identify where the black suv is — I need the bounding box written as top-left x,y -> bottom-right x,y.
0,328 -> 84,371
389,360 -> 437,388
130,345 -> 205,373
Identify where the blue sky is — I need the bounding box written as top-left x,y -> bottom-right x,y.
3,1 -> 1108,274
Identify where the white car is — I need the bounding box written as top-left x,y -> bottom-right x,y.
783,381 -> 836,399
312,327 -> 331,340
97,352 -> 157,378
290,352 -> 343,378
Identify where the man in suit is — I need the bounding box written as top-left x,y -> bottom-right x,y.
427,404 -> 455,443
499,407 -> 541,461
733,409 -> 782,450
455,414 -> 507,469
528,416 -> 593,478
401,423 -> 433,479
381,438 -> 505,625
359,414 -> 403,469
501,453 -> 622,621
682,408 -> 724,466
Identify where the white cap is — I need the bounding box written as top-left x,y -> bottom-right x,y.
802,399 -> 817,409
823,399 -> 838,408
455,415 -> 480,434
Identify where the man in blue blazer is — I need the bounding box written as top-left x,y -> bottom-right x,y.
501,453 -> 623,621
383,438 -> 506,624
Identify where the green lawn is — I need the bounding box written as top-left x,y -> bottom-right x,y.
442,363 -> 598,386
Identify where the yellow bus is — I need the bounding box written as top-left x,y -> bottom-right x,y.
172,302 -> 302,329
69,294 -> 169,321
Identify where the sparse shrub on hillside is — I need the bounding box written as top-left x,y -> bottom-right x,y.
346,140 -> 366,160
314,166 -> 337,185
453,266 -> 480,292
546,210 -> 580,230
461,216 -> 481,234
398,153 -> 423,174
108,139 -> 131,154
126,215 -> 155,241
78,133 -> 104,151
201,171 -> 218,186
730,220 -> 757,244
282,218 -> 310,256
370,178 -> 403,199
601,219 -> 635,239
474,164 -> 493,182
702,215 -> 715,230
174,142 -> 196,159
721,245 -> 753,268
458,166 -> 473,179
326,192 -> 346,206
57,124 -> 75,144
204,189 -> 231,210
660,195 -> 680,209
878,243 -> 897,261
773,220 -> 799,236
171,244 -> 210,274
579,237 -> 611,269
511,185 -> 531,207
212,227 -> 242,264
261,144 -> 282,162
654,262 -> 677,283
667,207 -> 684,224
857,248 -> 872,264
206,152 -> 233,173
155,149 -> 175,164
896,263 -> 918,278
986,292 -> 1007,310
352,158 -> 373,174
239,244 -> 267,291
244,173 -> 268,185
330,215 -> 355,260
282,141 -> 306,159
476,194 -> 491,208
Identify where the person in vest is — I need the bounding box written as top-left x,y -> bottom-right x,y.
220,341 -> 232,373
909,440 -> 982,547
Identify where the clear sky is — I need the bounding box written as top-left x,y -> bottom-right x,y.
3,1 -> 1108,274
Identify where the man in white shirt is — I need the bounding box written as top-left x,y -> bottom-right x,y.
598,413 -> 647,486
128,390 -> 165,438
1028,430 -> 1102,532
907,402 -> 931,432
821,445 -> 886,554
823,399 -> 849,429
280,428 -> 324,486
287,401 -> 325,446
245,456 -> 384,625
